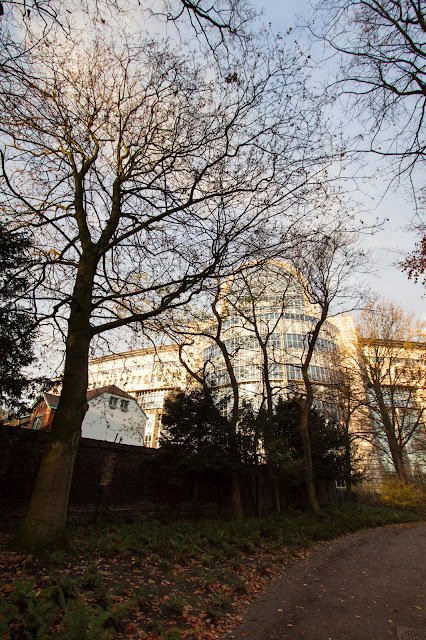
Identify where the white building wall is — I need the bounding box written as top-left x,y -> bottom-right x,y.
82,393 -> 147,446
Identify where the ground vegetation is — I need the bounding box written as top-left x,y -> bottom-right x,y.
0,505 -> 419,640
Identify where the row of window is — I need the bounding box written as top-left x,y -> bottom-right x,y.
212,314 -> 338,339
91,361 -> 179,379
136,389 -> 173,409
285,364 -> 332,383
282,334 -> 337,352
227,294 -> 304,309
204,332 -> 338,364
205,362 -> 332,386
108,397 -> 129,411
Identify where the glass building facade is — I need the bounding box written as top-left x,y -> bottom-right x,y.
202,261 -> 340,411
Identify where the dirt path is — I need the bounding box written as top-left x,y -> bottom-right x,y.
227,523 -> 425,640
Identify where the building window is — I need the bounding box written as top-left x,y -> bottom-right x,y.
33,416 -> 43,430
120,399 -> 129,411
286,364 -> 302,381
136,389 -> 172,409
109,397 -> 118,408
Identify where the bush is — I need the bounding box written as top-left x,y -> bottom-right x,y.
380,477 -> 426,514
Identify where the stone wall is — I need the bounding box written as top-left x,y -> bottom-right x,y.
0,426 -> 336,529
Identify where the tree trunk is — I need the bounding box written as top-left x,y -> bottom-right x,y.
254,472 -> 262,517
212,300 -> 244,519
300,400 -> 321,514
344,444 -> 353,503
192,471 -> 200,517
373,383 -> 410,484
298,310 -> 327,515
230,473 -> 244,520
273,476 -> 281,513
344,477 -> 352,503
389,445 -> 410,484
14,253 -> 96,549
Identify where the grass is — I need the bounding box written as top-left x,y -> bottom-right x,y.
0,504 -> 421,640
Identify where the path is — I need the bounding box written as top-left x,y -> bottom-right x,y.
227,523 -> 425,640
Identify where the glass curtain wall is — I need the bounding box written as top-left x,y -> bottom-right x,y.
203,262 -> 340,412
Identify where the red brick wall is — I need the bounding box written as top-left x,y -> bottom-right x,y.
0,426 -> 336,529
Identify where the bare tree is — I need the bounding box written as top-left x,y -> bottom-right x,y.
158,259 -> 313,516
353,297 -> 426,483
311,0 -> 426,281
158,283 -> 248,519
217,260 -> 308,513
161,240 -> 367,516
0,0 -> 263,101
323,344 -> 371,500
290,230 -> 369,512
0,24 -> 333,546
313,0 -> 426,178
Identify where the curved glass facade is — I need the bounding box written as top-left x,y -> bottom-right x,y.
203,262 -> 340,408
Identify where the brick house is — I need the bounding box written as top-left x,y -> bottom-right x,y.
28,392 -> 59,431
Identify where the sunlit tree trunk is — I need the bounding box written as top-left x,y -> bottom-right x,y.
343,431 -> 353,503
298,306 -> 328,515
211,298 -> 245,520
14,252 -> 96,548
192,471 -> 200,517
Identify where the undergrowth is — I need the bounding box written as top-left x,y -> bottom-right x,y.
0,504 -> 420,640
71,503 -> 419,559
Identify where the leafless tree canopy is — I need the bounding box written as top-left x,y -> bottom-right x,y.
0,3 -> 341,545
1,30 -> 335,344
314,0 -> 426,173
0,0 -> 257,77
159,229 -> 369,515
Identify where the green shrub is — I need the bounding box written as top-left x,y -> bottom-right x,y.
1,577 -> 59,640
81,563 -> 104,592
380,477 -> 426,513
230,577 -> 249,595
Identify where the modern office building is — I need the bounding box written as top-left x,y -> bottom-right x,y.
88,259 -> 425,484
89,261 -> 347,445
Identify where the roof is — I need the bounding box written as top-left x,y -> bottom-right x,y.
44,392 -> 60,409
86,385 -> 134,401
40,385 -> 134,409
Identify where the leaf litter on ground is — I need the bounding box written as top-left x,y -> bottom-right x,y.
0,505 -> 419,639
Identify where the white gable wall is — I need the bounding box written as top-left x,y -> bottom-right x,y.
81,392 -> 147,446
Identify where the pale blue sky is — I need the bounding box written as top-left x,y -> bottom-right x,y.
257,0 -> 426,318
